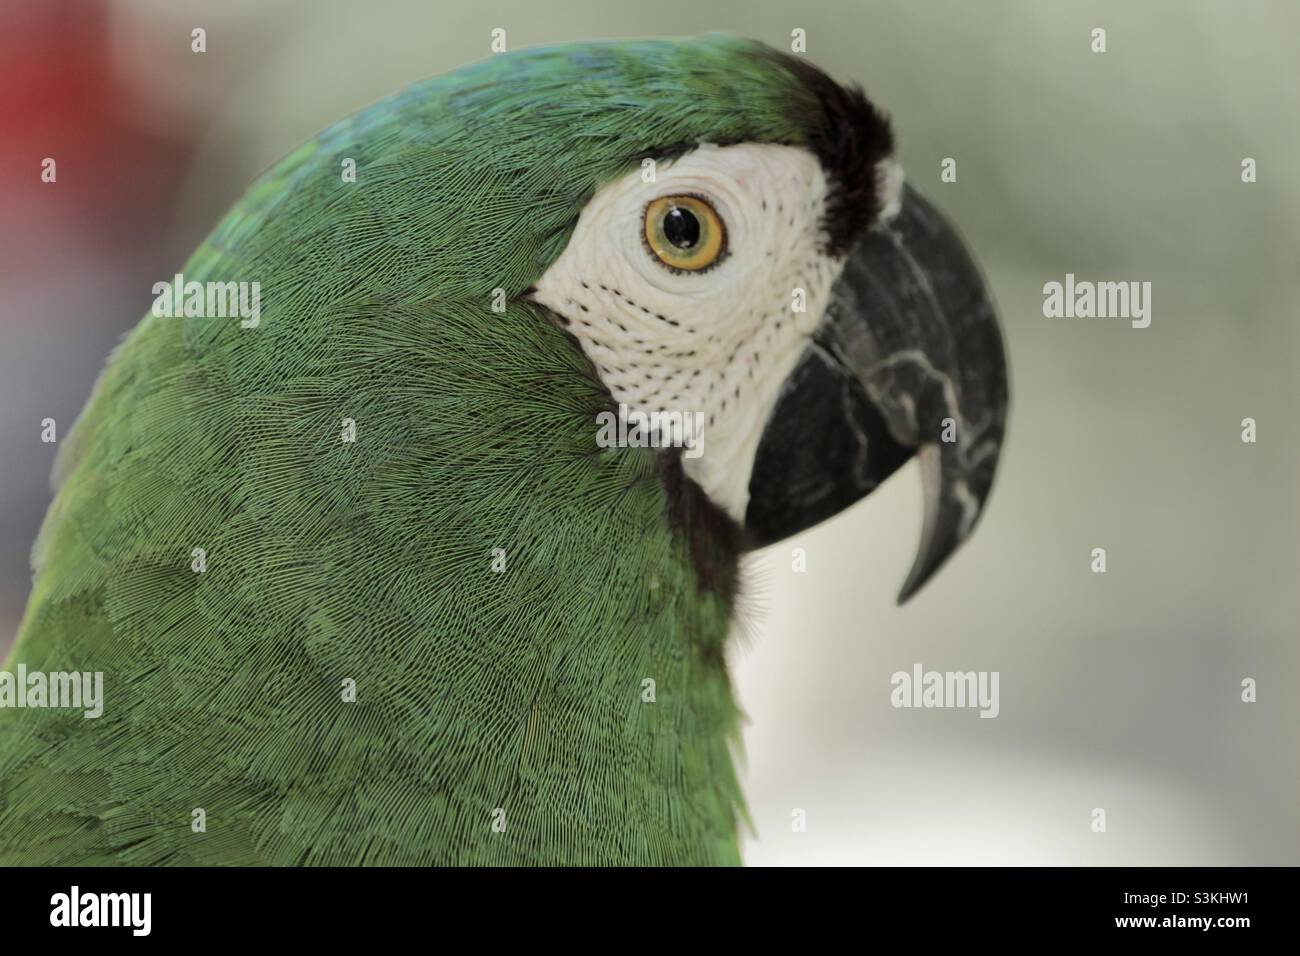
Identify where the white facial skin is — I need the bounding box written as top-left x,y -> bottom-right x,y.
531,142 -> 900,522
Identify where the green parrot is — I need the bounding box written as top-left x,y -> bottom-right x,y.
0,35 -> 1007,866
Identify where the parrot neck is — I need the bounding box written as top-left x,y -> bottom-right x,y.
398,303 -> 749,863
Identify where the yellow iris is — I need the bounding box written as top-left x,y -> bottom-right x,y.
643,195 -> 726,271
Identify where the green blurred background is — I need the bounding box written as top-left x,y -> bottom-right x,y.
1,0 -> 1296,864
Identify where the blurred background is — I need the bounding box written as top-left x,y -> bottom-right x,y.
1,0 -> 1296,864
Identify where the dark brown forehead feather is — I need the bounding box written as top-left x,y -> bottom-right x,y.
763,50 -> 896,257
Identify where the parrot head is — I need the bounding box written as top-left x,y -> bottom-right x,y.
516,38 -> 1009,601
198,34 -> 1007,604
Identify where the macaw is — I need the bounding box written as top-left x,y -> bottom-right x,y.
0,35 -> 1006,865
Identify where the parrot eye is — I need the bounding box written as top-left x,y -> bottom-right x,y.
643,195 -> 726,272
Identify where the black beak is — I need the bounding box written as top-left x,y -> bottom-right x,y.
744,184 -> 1008,603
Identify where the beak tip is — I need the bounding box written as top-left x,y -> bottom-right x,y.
894,557 -> 938,606
894,464 -> 989,608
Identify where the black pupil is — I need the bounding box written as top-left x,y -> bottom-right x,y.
662,207 -> 700,249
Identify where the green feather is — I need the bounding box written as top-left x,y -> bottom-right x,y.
1,35 -> 828,865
